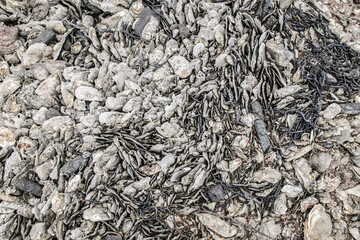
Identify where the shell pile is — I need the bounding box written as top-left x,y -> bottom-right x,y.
1,0 -> 360,239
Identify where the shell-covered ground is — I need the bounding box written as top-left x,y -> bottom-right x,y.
0,0 -> 360,239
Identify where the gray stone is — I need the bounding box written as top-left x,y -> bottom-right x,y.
169,56 -> 192,78
75,86 -> 103,101
281,184 -> 303,198
254,119 -> 271,152
29,222 -> 47,240
293,158 -> 317,192
33,107 -> 48,125
83,207 -> 113,222
321,103 -> 341,120
345,184 -> 360,198
340,103 -> 360,115
208,184 -> 225,202
251,101 -> 265,119
266,39 -> 294,68
60,156 -> 87,178
135,7 -> 159,40
309,152 -> 332,173
253,167 -> 282,184
22,43 -> 52,67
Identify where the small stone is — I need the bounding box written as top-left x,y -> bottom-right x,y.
254,120 -> 271,152
0,127 -> 16,148
29,222 -> 47,240
22,43 -> 52,67
281,184 -> 303,198
275,85 -> 303,99
156,122 -> 180,138
33,107 -> 48,125
0,26 -> 18,55
266,39 -> 294,68
99,112 -> 122,126
197,213 -> 237,238
83,207 -> 113,222
0,76 -> 21,99
309,152 -> 333,173
349,223 -> 360,240
75,86 -> 103,101
60,156 -> 87,178
159,154 -> 176,173
169,56 -> 192,78
280,0 -> 293,9
293,158 -> 317,192
15,178 -> 43,197
340,103 -> 360,115
193,42 -> 206,58
35,161 -> 53,180
46,20 -> 67,33
135,8 -> 159,41
208,184 -> 225,202
321,103 -> 342,120
304,204 -> 332,240
253,167 -> 282,184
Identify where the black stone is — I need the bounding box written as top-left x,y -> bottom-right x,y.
15,178 -> 43,197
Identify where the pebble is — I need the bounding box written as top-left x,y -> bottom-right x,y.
208,184 -> 226,202
254,119 -> 271,152
156,122 -> 181,138
266,39 -> 294,68
15,178 -> 43,197
83,207 -> 113,222
22,43 -> 52,67
253,167 -> 282,184
321,103 -> 342,119
75,86 -> 104,101
273,193 -> 288,215
281,184 -> 303,198
340,103 -> 360,115
0,126 -> 16,148
349,222 -> 360,240
29,222 -> 47,240
293,158 -> 317,192
309,152 -> 333,173
169,55 -> 192,78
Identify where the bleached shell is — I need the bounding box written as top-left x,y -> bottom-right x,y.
75,86 -> 103,101
22,43 -> 52,67
304,204 -> 333,240
197,213 -> 237,238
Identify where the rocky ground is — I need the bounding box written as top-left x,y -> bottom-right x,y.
0,0 -> 360,239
